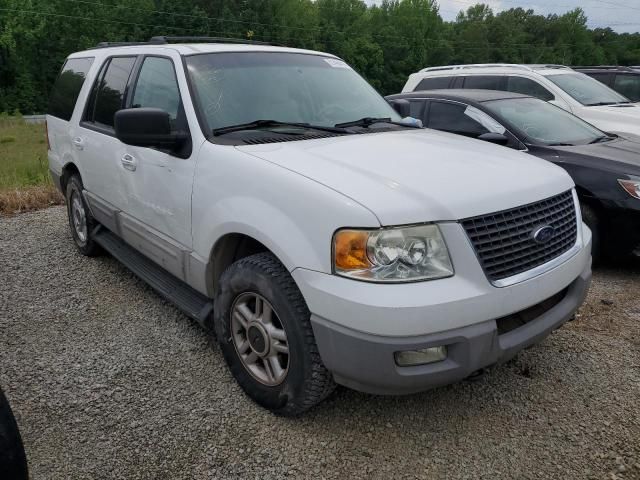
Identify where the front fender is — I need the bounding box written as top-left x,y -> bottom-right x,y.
190,144 -> 380,286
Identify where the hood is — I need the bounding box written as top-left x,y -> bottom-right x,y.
550,134 -> 640,175
237,129 -> 574,225
580,104 -> 640,136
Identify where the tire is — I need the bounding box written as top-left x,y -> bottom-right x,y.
581,203 -> 601,265
65,175 -> 102,256
0,388 -> 29,480
214,252 -> 335,416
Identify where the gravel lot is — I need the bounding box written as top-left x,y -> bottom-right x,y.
1,206 -> 639,479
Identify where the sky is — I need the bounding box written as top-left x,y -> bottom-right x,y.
366,0 -> 640,33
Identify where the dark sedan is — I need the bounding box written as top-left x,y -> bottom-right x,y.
386,89 -> 640,261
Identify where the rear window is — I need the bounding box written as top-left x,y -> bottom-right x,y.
48,58 -> 94,121
414,76 -> 453,91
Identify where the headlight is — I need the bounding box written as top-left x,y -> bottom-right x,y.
333,225 -> 454,282
618,177 -> 640,199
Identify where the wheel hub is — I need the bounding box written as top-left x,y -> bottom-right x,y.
247,323 -> 269,356
230,292 -> 290,386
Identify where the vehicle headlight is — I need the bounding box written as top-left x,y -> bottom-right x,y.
333,225 -> 454,282
618,177 -> 640,199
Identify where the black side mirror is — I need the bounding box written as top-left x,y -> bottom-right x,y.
114,108 -> 187,150
478,132 -> 509,146
388,99 -> 411,118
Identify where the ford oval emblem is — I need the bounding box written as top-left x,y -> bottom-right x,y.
532,225 -> 555,244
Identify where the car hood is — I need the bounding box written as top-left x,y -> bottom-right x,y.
237,129 -> 574,225
552,134 -> 640,175
580,104 -> 640,135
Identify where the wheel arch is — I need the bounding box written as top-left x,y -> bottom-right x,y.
60,162 -> 81,193
207,232 -> 275,296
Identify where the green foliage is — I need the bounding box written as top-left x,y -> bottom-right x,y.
0,117 -> 49,190
1,0 -> 639,113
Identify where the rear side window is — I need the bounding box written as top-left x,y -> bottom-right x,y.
84,56 -> 136,129
463,75 -> 504,90
48,58 -> 94,121
613,74 -> 640,102
506,76 -> 554,101
427,101 -> 489,138
414,76 -> 453,91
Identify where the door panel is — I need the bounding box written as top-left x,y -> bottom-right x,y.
77,56 -> 137,212
118,55 -> 195,249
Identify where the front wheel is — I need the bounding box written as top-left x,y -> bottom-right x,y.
214,253 -> 335,416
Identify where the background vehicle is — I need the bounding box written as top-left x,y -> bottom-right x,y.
0,388 -> 29,480
402,64 -> 640,137
574,66 -> 640,102
387,89 -> 640,261
47,38 -> 591,415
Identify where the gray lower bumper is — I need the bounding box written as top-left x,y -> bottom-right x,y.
311,264 -> 592,395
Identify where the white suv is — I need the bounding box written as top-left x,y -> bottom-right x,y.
403,64 -> 640,136
47,38 -> 592,415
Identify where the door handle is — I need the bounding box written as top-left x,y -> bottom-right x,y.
72,137 -> 84,150
121,153 -> 137,171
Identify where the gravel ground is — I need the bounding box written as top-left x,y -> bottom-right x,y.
1,206 -> 639,480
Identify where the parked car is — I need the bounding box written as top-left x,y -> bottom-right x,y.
0,388 -> 29,480
574,66 -> 640,102
402,64 -> 640,136
387,89 -> 640,261
47,37 -> 591,415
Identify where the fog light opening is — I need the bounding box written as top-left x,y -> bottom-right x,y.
394,346 -> 447,367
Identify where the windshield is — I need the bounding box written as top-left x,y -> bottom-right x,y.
485,97 -> 606,146
185,52 -> 400,132
546,72 -> 629,106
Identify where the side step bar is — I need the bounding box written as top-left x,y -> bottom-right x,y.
93,227 -> 213,328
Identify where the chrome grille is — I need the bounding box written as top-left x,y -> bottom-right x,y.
461,190 -> 578,282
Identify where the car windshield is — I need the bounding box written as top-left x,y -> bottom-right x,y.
484,97 -> 607,146
184,52 -> 401,133
546,72 -> 630,106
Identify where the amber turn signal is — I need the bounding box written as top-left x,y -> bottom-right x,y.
334,230 -> 371,271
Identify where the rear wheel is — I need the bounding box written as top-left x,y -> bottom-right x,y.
214,253 -> 335,416
65,175 -> 101,256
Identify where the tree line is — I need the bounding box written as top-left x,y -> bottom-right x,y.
1,0 -> 639,114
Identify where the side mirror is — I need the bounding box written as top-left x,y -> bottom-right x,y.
478,132 -> 509,146
114,108 -> 187,150
388,99 -> 411,118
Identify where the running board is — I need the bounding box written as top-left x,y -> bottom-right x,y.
93,228 -> 213,327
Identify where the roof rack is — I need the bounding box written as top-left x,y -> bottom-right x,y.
419,63 -> 574,73
91,36 -> 275,50
572,65 -> 635,71
420,63 -> 534,73
149,36 -> 275,45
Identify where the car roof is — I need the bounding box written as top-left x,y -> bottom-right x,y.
68,42 -> 336,59
387,89 -> 532,104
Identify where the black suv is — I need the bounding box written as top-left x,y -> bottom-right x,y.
574,66 -> 640,102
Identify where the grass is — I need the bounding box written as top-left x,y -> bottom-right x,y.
0,115 -> 63,215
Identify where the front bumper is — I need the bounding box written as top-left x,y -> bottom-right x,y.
310,263 -> 591,395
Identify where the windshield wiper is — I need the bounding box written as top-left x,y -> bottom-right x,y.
212,119 -> 349,136
334,117 -> 422,129
588,135 -> 615,144
546,142 -> 575,146
585,101 -> 631,106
